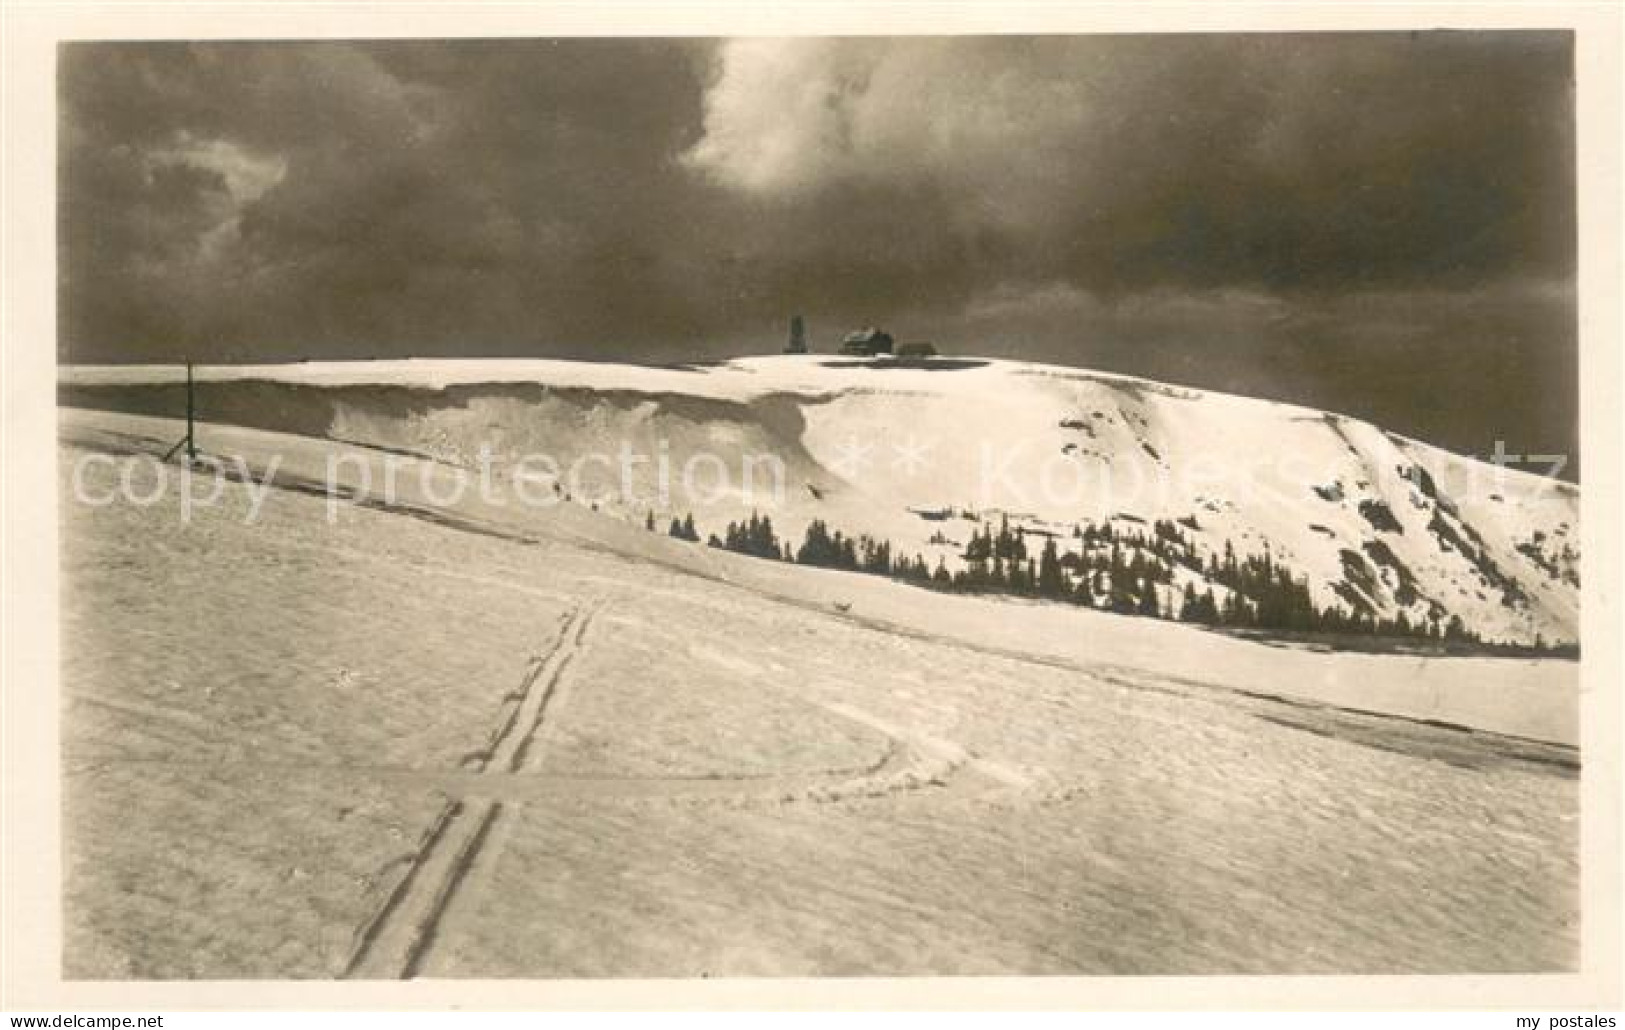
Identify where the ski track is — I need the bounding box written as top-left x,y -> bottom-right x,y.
342,603 -> 598,979
336,593 -> 989,979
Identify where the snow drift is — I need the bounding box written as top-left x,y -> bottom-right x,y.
60,355 -> 1580,645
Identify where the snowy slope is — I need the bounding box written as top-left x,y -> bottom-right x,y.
57,416 -> 1579,977
61,354 -> 1580,644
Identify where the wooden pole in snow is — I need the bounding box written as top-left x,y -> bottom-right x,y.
161,359 -> 199,463
185,360 -> 196,460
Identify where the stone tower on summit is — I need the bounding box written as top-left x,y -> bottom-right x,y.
785,315 -> 808,354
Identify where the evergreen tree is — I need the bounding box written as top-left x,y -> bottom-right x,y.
1137,574 -> 1160,617
1037,538 -> 1065,598
668,514 -> 700,542
1180,582 -> 1200,622
797,520 -> 840,567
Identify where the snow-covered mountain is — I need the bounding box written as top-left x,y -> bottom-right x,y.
61,355 -> 1580,645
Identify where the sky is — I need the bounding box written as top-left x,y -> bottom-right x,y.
58,33 -> 1577,467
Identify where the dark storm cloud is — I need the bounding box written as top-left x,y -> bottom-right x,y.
59,33 -> 1576,466
60,39 -> 718,356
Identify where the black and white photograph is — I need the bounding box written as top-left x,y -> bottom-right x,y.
3,2 -> 1622,1015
